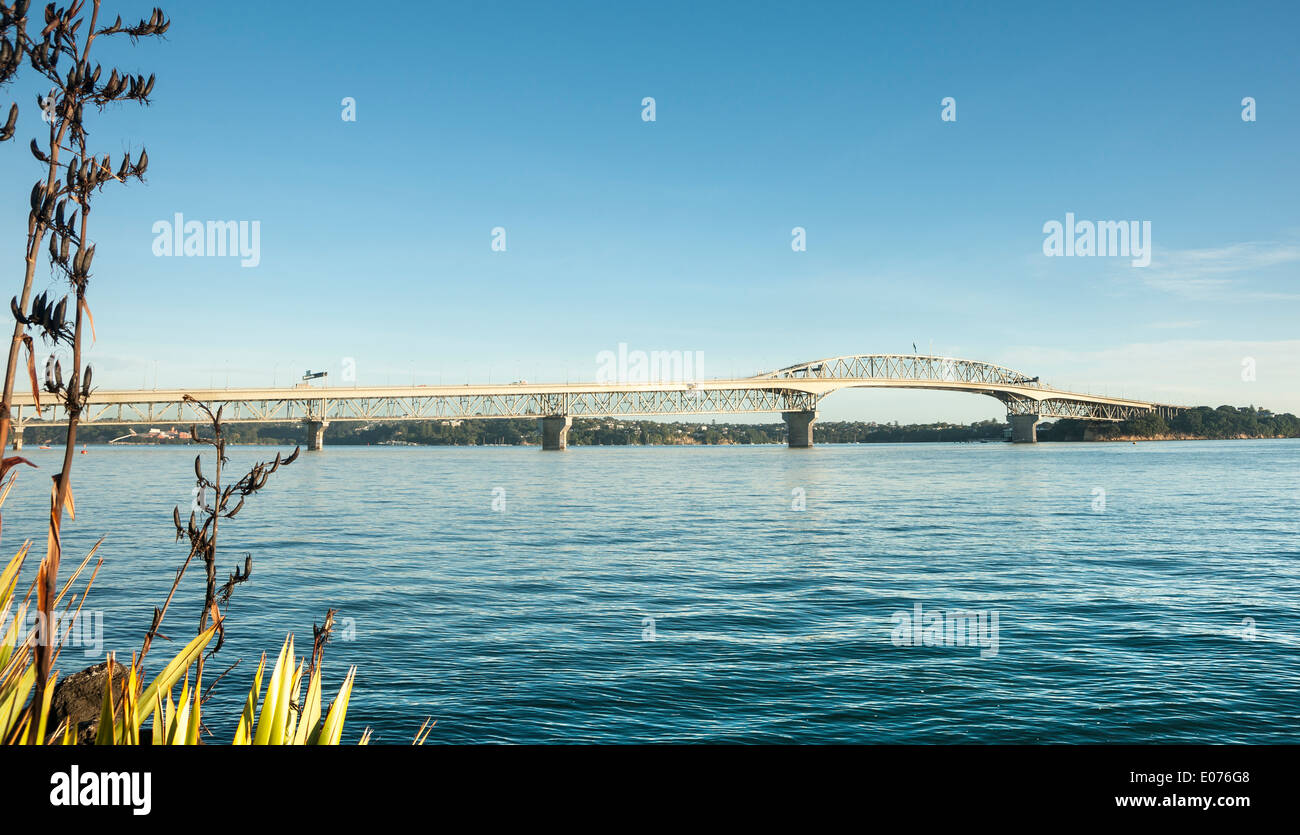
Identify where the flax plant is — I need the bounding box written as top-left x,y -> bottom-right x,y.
139,397 -> 300,668
0,3 -> 427,746
0,1 -> 167,712
2,534 -> 361,745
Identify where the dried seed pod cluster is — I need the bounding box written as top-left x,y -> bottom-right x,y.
12,290 -> 72,342
0,1 -> 29,140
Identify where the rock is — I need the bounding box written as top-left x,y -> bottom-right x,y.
50,660 -> 131,744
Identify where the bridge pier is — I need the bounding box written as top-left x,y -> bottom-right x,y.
1009,414 -> 1039,444
11,425 -> 22,451
540,415 -> 572,450
783,409 -> 817,448
305,419 -> 328,451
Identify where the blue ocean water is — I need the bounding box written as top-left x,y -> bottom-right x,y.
4,440 -> 1298,743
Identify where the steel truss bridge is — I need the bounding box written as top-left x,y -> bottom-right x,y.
10,354 -> 1185,449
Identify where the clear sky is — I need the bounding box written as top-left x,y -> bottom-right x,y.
2,0 -> 1297,422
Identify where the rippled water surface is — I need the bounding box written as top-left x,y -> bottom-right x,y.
6,440 -> 1298,743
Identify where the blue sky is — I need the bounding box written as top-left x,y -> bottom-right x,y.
2,0 -> 1297,421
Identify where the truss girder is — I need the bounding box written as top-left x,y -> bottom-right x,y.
761,354 -> 1049,390
998,395 -> 1180,421
18,388 -> 820,428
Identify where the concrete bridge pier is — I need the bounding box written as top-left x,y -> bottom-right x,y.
783,409 -> 818,448
305,419 -> 329,451
541,415 -> 572,450
11,425 -> 22,451
1009,414 -> 1040,444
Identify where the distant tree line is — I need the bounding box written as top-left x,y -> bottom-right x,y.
14,417 -> 1021,446
19,406 -> 1299,447
1040,405 -> 1300,441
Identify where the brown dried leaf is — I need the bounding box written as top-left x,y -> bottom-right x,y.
21,335 -> 41,416
50,474 -> 75,521
0,456 -> 37,481
79,296 -> 96,345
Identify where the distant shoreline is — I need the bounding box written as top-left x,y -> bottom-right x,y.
1089,434 -> 1295,442
24,434 -> 1296,449
19,408 -> 1297,448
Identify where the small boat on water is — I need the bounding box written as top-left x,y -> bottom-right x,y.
39,445 -> 50,450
